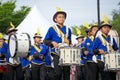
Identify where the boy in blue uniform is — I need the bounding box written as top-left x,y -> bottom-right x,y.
74,32 -> 86,80
44,8 -> 72,80
82,25 -> 98,80
30,31 -> 48,80
5,25 -> 24,80
93,22 -> 118,80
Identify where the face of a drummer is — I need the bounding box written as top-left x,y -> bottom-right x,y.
34,37 -> 42,44
77,38 -> 83,44
55,14 -> 65,25
90,26 -> 98,36
101,26 -> 110,35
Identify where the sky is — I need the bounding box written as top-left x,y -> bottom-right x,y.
1,0 -> 120,27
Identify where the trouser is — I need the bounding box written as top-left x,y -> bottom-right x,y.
7,64 -> 24,80
52,54 -> 62,80
31,63 -> 46,80
0,73 -> 3,80
23,66 -> 31,80
76,65 -> 86,80
46,67 -> 55,80
97,61 -> 116,80
52,54 -> 70,80
86,62 -> 98,80
62,66 -> 70,80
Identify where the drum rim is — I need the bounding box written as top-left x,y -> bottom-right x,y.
8,33 -> 18,58
22,33 -> 31,56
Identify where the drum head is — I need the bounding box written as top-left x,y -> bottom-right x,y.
8,34 -> 17,57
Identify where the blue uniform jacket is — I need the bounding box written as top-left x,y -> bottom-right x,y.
44,25 -> 72,53
45,53 -> 51,66
30,44 -> 48,64
83,37 -> 94,61
0,43 -> 7,60
20,58 -> 30,69
2,42 -> 10,62
93,35 -> 118,60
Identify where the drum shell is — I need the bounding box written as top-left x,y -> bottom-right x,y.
8,33 -> 31,58
59,47 -> 81,66
104,52 -> 120,71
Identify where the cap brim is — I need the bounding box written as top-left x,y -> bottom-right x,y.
33,36 -> 42,38
76,36 -> 84,40
99,24 -> 112,29
6,29 -> 18,34
90,25 -> 98,30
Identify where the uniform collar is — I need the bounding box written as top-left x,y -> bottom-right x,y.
56,24 -> 65,28
102,33 -> 109,38
88,36 -> 94,42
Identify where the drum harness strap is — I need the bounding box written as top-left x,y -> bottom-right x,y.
52,25 -> 69,45
33,44 -> 41,53
28,44 -> 41,61
98,34 -> 114,63
5,40 -> 8,44
88,36 -> 94,42
98,34 -> 114,52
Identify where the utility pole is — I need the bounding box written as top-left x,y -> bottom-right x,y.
97,0 -> 100,27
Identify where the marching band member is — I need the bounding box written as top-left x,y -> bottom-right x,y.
82,23 -> 98,80
5,22 -> 24,80
29,29 -> 48,80
44,7 -> 72,80
93,16 -> 118,80
74,28 -> 85,80
0,33 -> 7,80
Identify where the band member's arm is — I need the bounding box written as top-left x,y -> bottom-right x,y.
93,37 -> 105,54
43,40 -> 53,47
81,47 -> 88,56
39,45 -> 48,60
92,49 -> 99,55
44,27 -> 54,47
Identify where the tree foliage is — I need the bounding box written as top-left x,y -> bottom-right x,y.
0,1 -> 30,33
111,2 -> 120,37
72,2 -> 120,38
71,25 -> 87,36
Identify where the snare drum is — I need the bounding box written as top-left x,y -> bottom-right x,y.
8,33 -> 31,58
104,52 -> 120,71
59,47 -> 81,66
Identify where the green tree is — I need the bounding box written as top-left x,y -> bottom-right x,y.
0,1 -> 30,33
111,2 -> 120,37
71,25 -> 86,36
